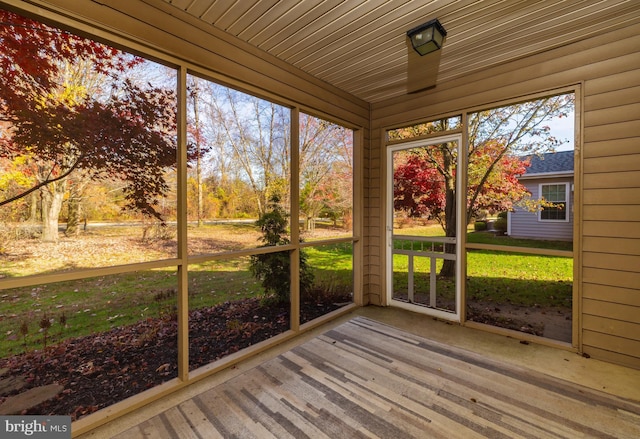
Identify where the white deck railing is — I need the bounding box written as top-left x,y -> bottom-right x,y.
392,235 -> 456,307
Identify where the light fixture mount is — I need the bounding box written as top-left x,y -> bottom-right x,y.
407,19 -> 447,56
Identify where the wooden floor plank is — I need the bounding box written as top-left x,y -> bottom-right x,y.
113,317 -> 640,439
178,399 -> 225,439
162,407 -> 199,439
241,369 -> 333,439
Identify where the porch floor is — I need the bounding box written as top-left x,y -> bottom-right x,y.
77,306 -> 640,438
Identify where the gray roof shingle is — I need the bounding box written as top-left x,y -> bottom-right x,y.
523,150 -> 574,175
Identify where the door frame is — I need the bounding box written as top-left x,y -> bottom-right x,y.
386,134 -> 464,322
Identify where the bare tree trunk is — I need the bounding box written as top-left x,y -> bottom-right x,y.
29,192 -> 39,222
65,192 -> 80,236
191,87 -> 204,226
197,158 -> 203,226
440,146 -> 457,278
64,197 -> 80,236
65,178 -> 89,236
40,181 -> 66,242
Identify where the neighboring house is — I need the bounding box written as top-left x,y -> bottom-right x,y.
508,151 -> 574,241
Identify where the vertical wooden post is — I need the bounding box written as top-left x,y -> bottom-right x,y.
352,128 -> 364,306
176,66 -> 190,381
290,107 -> 300,332
458,118 -> 468,322
430,256 -> 437,307
407,255 -> 414,303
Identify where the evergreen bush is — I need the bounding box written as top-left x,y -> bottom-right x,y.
474,221 -> 487,231
249,195 -> 314,304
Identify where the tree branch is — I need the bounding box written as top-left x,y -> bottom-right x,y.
0,157 -> 83,207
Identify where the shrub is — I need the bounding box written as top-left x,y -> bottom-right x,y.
250,195 -> 314,304
494,217 -> 508,232
497,211 -> 508,219
474,221 -> 487,231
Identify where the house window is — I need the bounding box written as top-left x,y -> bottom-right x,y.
540,183 -> 569,221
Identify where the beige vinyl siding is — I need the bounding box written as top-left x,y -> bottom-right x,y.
370,22 -> 640,368
582,41 -> 640,368
364,127 -> 385,306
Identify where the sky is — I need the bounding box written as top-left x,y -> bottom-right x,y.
546,111 -> 575,152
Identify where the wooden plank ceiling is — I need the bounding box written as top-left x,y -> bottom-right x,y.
160,0 -> 640,103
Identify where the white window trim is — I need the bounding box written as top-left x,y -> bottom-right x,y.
538,182 -> 570,222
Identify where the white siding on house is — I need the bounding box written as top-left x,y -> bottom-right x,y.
509,177 -> 574,241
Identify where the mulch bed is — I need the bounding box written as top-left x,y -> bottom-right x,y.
0,297 -> 346,420
466,305 -> 544,336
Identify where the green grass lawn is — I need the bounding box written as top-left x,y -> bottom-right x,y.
466,250 -> 572,307
1,223 -> 572,357
391,225 -> 573,309
0,238 -> 354,357
466,230 -> 572,307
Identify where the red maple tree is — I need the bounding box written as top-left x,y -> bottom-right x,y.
394,141 -> 530,222
0,9 -> 180,239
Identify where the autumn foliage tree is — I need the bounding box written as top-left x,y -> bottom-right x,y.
0,10 -> 178,241
393,153 -> 445,219
392,94 -> 574,276
299,114 -> 353,231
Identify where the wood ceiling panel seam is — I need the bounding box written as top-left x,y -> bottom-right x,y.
305,37 -> 406,79
200,0 -> 243,27
302,25 -> 410,74
184,0 -> 212,17
464,0 -> 587,35
222,2 -> 276,33
349,79 -> 409,101
248,0 -> 326,47
441,6 -> 640,63
441,0 -> 542,49
295,0 -> 479,73
328,0 -> 596,100
166,0 -> 194,9
265,0 -> 358,55
443,3 -> 582,56
323,53 -> 407,85
334,65 -> 407,92
198,0 -> 223,21
151,1 -> 371,108
257,0 -> 343,51
282,0 -> 417,65
296,34 -> 406,76
323,57 -> 407,88
238,1 -> 310,42
440,0 -> 527,27
296,4 -> 450,69
269,0 -> 370,59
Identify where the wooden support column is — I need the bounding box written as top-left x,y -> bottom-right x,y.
176,66 -> 189,381
290,107 -> 300,332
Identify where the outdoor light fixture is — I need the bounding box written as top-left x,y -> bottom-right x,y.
407,19 -> 447,56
